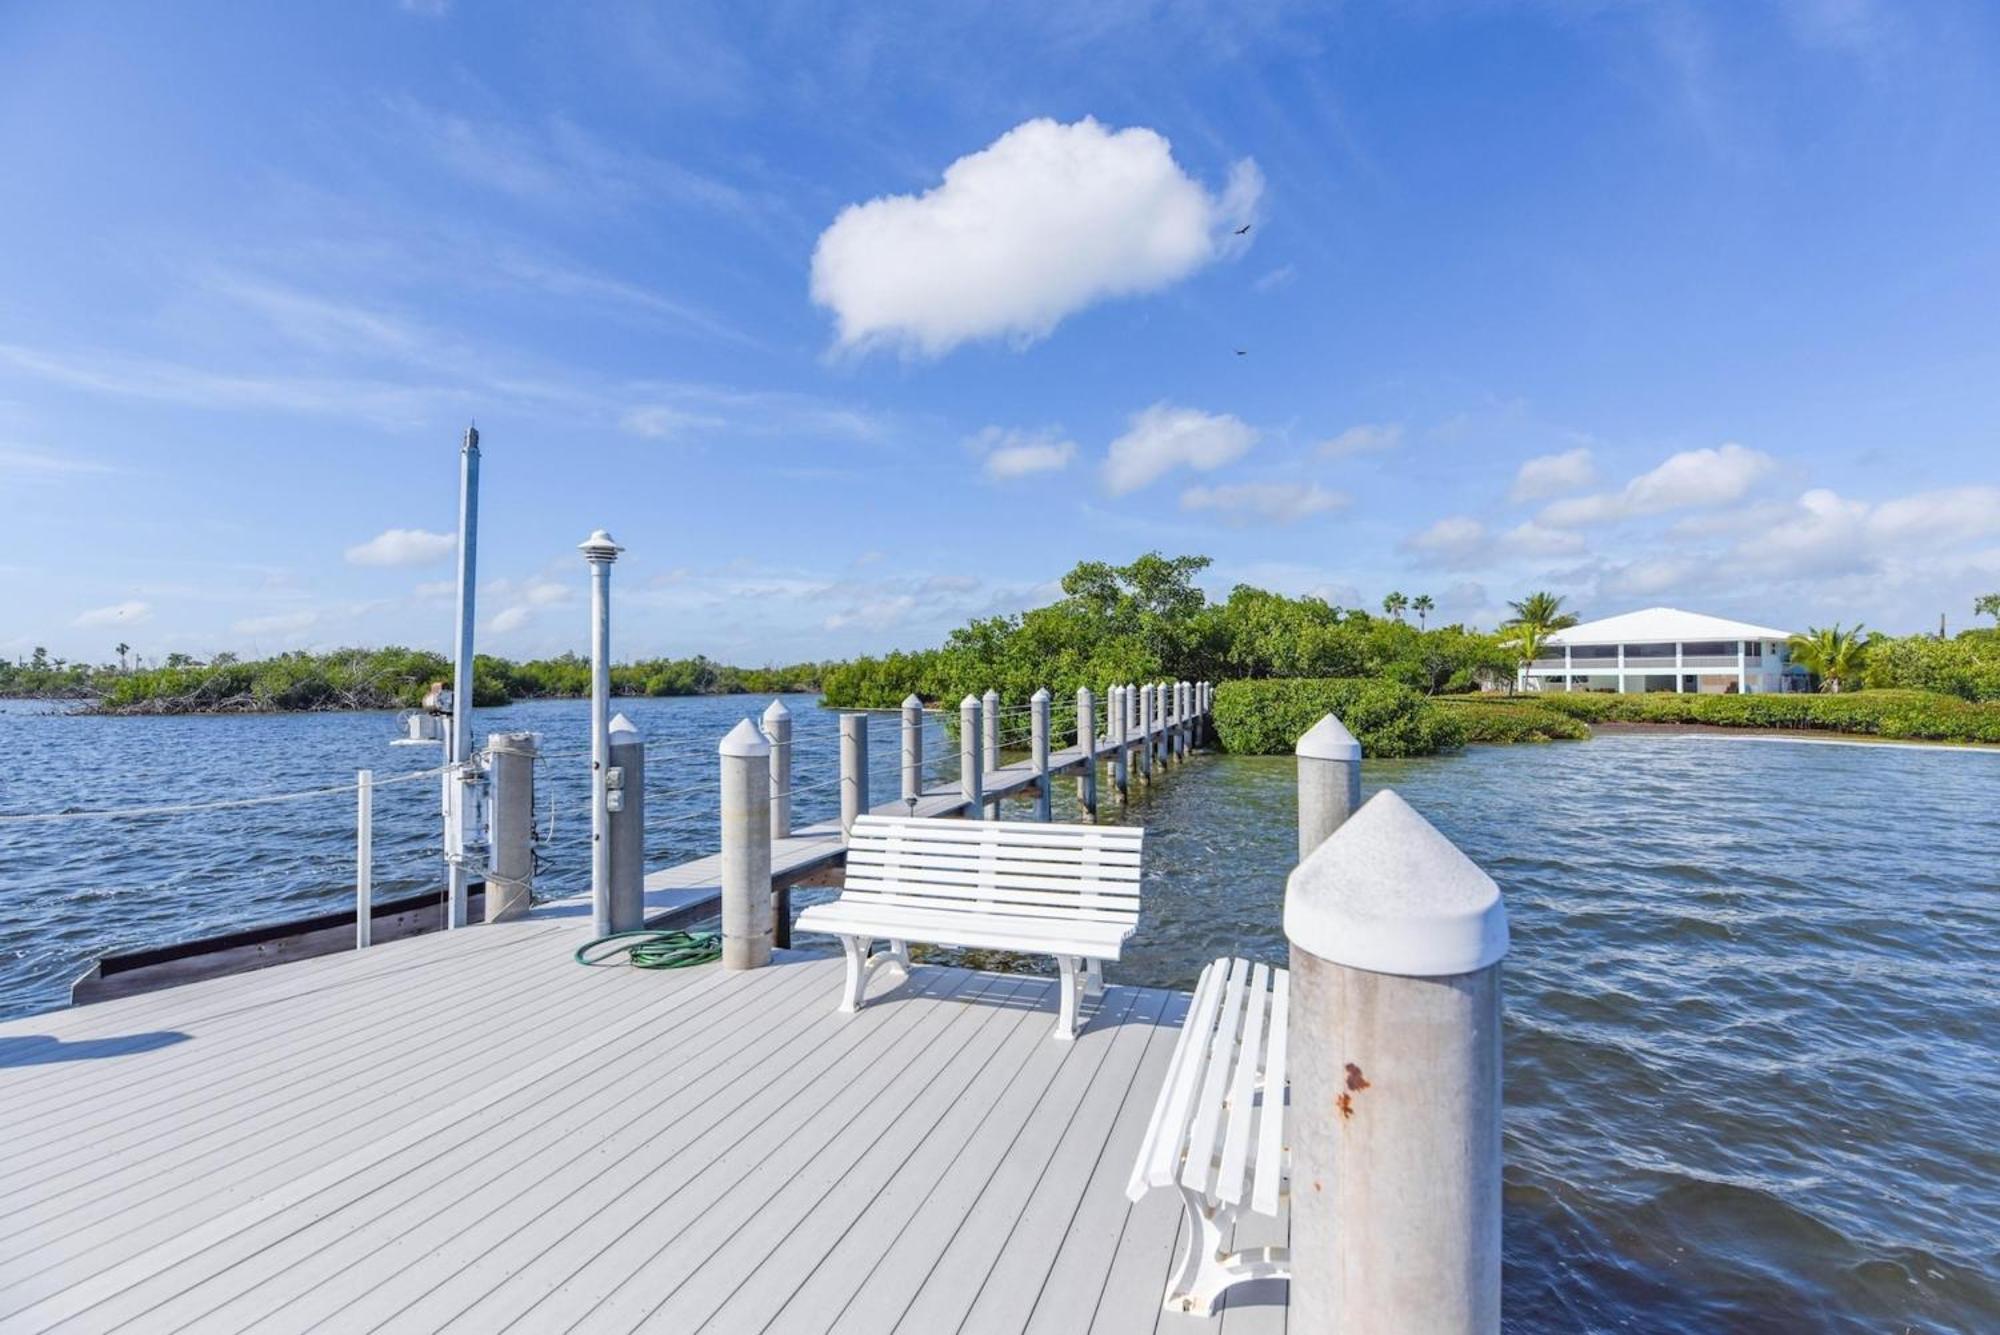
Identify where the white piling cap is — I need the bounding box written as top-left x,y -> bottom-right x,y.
1284,789 -> 1508,976
983,688 -> 999,701
960,694 -> 980,710
762,698 -> 791,723
607,713 -> 640,742
719,717 -> 770,757
1031,687 -> 1050,703
902,693 -> 923,710
578,529 -> 623,563
1296,714 -> 1361,763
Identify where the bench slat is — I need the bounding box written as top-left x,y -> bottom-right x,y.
1179,958 -> 1251,1199
848,848 -> 1143,879
834,887 -> 1137,926
844,863 -> 1140,899
1216,960 -> 1271,1206
850,839 -> 1143,869
1253,966 -> 1289,1217
853,817 -> 1143,853
792,903 -> 1131,959
1127,957 -> 1227,1200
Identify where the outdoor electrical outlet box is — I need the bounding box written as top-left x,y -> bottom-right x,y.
607,791 -> 624,812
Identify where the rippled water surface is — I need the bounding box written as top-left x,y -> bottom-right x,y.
3,698 -> 1996,1331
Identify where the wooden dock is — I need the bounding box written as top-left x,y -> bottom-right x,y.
0,915 -> 1288,1333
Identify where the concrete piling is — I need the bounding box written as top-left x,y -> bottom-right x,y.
840,712 -> 868,844
763,698 -> 792,842
959,695 -> 984,818
1031,687 -> 1052,821
606,714 -> 644,933
1110,686 -> 1129,802
983,688 -> 1001,818
1284,789 -> 1508,1333
1139,684 -> 1155,783
1297,713 -> 1364,862
485,731 -> 538,924
901,694 -> 923,807
1076,686 -> 1097,816
719,718 -> 773,970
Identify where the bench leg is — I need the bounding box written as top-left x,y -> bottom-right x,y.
1084,957 -> 1104,997
837,935 -> 871,1013
1054,956 -> 1081,1042
1164,1187 -> 1291,1316
887,939 -> 911,973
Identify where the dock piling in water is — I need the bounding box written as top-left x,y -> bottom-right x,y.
486,731 -> 539,923
719,718 -> 773,969
982,688 -> 1001,818
1285,788 -> 1507,1332
1031,688 -> 1052,821
1296,713 -> 1363,862
960,695 -> 984,818
1110,685 -> 1129,802
900,694 -> 923,806
839,712 -> 868,845
763,698 -> 793,842
1076,685 -> 1098,816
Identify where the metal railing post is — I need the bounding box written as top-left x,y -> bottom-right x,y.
355,769 -> 373,948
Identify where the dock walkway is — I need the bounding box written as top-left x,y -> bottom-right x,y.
0,915 -> 1288,1334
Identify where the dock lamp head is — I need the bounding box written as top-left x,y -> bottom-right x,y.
578,529 -> 623,566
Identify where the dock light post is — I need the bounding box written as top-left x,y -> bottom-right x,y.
1285,790 -> 1508,1332
444,425 -> 481,929
580,528 -> 623,940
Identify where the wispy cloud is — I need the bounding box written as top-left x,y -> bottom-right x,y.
1318,422 -> 1402,458
74,600 -> 151,628
1538,443 -> 1775,527
346,529 -> 456,568
0,445 -> 117,478
967,425 -> 1077,481
1180,481 -> 1346,526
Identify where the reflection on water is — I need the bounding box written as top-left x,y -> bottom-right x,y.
2,702 -> 1995,1331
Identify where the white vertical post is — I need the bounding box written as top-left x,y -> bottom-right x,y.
959,695 -> 984,818
1031,687 -> 1051,822
900,694 -> 923,806
1139,684 -> 1154,782
1737,640 -> 1747,695
1111,685 -> 1129,802
607,714 -> 643,932
444,425 -> 480,929
840,712 -> 868,842
1617,642 -> 1627,693
486,731 -> 538,923
720,718 -> 773,969
1285,791 -> 1507,1332
1297,714 -> 1363,861
579,528 -> 623,940
982,688 -> 1001,818
763,698 -> 793,841
1076,685 -> 1097,816
355,769 -> 373,949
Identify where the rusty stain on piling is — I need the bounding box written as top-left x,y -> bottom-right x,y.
1345,1062 -> 1370,1092
1337,1092 -> 1354,1119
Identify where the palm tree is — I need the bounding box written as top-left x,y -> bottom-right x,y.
1412,594 -> 1434,630
1503,623 -> 1549,694
1503,591 -> 1579,632
1788,624 -> 1868,693
115,642 -> 130,673
1382,591 -> 1409,623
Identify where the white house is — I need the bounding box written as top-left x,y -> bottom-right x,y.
1519,607 -> 1807,694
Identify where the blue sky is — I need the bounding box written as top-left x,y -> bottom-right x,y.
3,0 -> 1997,665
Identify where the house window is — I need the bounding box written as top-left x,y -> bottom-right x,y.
1745,641 -> 1762,662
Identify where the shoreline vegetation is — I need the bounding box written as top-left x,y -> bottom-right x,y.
10,551 -> 1998,745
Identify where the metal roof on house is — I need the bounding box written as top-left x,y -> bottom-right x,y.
1545,606 -> 1796,645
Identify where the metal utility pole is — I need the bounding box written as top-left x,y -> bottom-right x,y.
444,425 -> 480,929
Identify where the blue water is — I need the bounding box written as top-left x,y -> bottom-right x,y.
2,697 -> 1995,1331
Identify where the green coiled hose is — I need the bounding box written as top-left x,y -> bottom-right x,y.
573,929 -> 722,969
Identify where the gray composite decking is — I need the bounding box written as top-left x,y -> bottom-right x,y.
0,914 -> 1287,1334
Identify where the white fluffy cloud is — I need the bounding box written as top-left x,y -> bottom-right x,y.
968,426 -> 1077,481
1318,423 -> 1403,458
1180,482 -> 1347,526
811,117 -> 1260,357
489,606 -> 532,633
1102,403 -> 1259,495
1509,447 -> 1597,501
1755,484 -> 2000,576
232,610 -> 318,637
1539,443 -> 1774,527
73,600 -> 151,628
345,528 -> 455,567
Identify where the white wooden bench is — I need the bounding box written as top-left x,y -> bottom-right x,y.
794,814 -> 1144,1041
1126,956 -> 1290,1315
